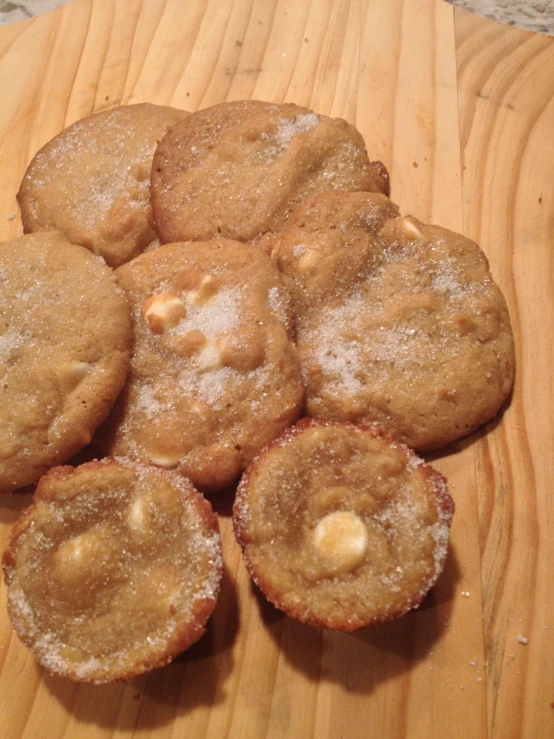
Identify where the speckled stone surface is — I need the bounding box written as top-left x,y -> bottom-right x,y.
2,0 -> 552,34
448,0 -> 554,35
0,0 -> 73,25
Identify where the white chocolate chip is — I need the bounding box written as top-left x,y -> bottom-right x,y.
186,275 -> 219,305
141,294 -> 186,334
71,361 -> 93,380
60,537 -> 85,563
127,497 -> 148,533
197,343 -> 223,370
297,249 -> 320,273
313,510 -> 368,574
397,216 -> 426,242
55,531 -> 102,576
59,361 -> 93,390
185,291 -> 199,305
146,450 -> 181,469
190,401 -> 210,421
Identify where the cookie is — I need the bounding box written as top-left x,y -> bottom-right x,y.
151,100 -> 390,245
97,239 -> 303,492
0,232 -> 131,494
272,191 -> 515,450
17,103 -> 187,268
233,419 -> 454,631
2,458 -> 222,683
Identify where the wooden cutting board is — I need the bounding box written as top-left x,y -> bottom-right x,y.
0,1 -> 552,737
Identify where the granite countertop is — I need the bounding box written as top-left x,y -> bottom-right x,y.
449,0 -> 554,35
0,0 -> 73,25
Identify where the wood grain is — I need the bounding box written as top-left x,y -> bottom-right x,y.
455,8 -> 554,739
0,0 -> 551,737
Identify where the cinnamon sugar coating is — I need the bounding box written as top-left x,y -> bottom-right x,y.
272,191 -> 515,450
18,103 -> 187,267
233,420 -> 454,630
2,459 -> 222,683
97,239 -> 303,492
151,100 -> 389,245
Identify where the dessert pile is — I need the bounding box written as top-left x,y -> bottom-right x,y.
0,101 -> 514,682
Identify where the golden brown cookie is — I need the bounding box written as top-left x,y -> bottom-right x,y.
151,100 -> 390,245
233,419 -> 454,630
0,232 -> 131,494
2,458 -> 222,683
273,191 -> 515,450
17,103 -> 187,268
97,239 -> 303,492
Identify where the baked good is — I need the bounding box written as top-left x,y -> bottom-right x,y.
150,100 -> 390,245
233,419 -> 454,630
272,191 -> 515,450
2,458 -> 222,683
0,232 -> 131,494
17,103 -> 187,268
97,239 -> 303,492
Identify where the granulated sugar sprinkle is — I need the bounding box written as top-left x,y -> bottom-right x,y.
274,113 -> 320,150
172,288 -> 239,338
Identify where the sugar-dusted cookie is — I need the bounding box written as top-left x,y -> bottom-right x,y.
0,232 -> 131,494
3,459 -> 222,683
97,239 -> 303,492
17,103 -> 187,267
273,191 -> 515,451
233,419 -> 454,630
151,100 -> 390,245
